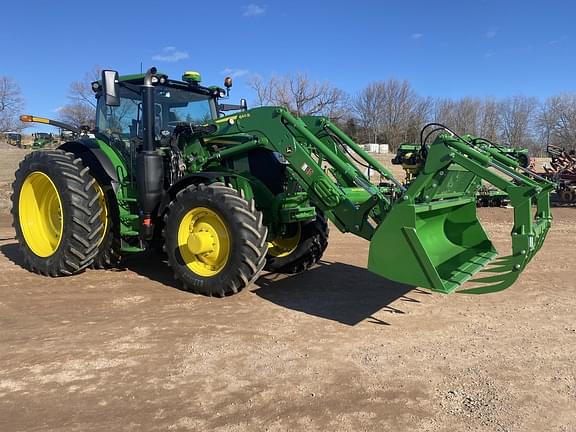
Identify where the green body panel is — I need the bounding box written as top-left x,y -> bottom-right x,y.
91,138 -> 142,251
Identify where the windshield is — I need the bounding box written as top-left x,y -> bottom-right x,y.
96,85 -> 216,139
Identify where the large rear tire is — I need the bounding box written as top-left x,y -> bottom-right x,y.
265,212 -> 329,274
11,150 -> 103,276
163,183 -> 268,296
90,181 -> 121,269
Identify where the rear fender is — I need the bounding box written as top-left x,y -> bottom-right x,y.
58,141 -> 121,188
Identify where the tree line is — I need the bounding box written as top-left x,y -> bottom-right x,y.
250,74 -> 576,155
2,69 -> 575,156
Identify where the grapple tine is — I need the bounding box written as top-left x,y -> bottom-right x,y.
471,271 -> 517,284
479,265 -> 515,273
494,255 -> 515,262
458,276 -> 520,294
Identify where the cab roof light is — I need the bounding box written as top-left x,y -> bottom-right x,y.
182,71 -> 201,84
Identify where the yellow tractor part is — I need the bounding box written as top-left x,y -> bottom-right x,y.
177,207 -> 230,277
94,182 -> 108,247
18,171 -> 63,257
267,224 -> 301,257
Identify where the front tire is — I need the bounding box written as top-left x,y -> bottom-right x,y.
11,150 -> 103,275
163,183 -> 267,296
265,212 -> 329,274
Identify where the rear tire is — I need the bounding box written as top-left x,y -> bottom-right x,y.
90,181 -> 121,269
265,212 -> 329,274
163,183 -> 268,296
11,150 -> 103,276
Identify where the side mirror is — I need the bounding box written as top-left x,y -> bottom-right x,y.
102,70 -> 120,106
240,99 -> 248,111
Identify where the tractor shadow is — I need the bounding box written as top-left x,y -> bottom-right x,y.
253,261 -> 427,326
0,242 -> 22,268
0,243 -> 427,326
122,252 -> 181,289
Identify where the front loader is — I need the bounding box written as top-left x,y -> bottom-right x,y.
12,67 -> 553,296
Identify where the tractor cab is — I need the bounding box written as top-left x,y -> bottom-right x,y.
32,132 -> 54,149
94,71 -> 221,148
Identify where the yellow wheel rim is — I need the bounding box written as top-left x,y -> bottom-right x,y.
19,171 -> 63,257
267,224 -> 301,257
177,207 -> 230,277
94,182 -> 108,247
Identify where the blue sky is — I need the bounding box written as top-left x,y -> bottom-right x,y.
1,0 -> 574,131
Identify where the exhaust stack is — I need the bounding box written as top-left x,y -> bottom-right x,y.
136,67 -> 164,239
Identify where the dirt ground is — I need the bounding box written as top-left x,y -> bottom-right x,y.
0,144 -> 575,431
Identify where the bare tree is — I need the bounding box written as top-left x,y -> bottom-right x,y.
405,96 -> 433,144
59,66 -> 101,128
434,97 -> 482,135
478,99 -> 500,141
380,79 -> 424,148
58,102 -> 96,129
352,81 -> 385,143
536,94 -> 576,150
0,76 -> 25,133
249,73 -> 346,119
499,95 -> 537,148
353,79 -> 429,149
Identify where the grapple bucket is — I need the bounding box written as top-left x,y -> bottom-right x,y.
368,199 -> 497,293
368,135 -> 553,294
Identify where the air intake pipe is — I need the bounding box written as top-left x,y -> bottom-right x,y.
136,67 -> 164,239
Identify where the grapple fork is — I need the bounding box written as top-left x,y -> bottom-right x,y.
368,134 -> 553,294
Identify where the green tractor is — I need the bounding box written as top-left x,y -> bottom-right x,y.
32,132 -> 55,149
13,68 -> 553,296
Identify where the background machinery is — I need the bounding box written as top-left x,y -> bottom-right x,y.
12,68 -> 553,296
32,132 -> 55,149
392,141 -> 530,207
4,132 -> 22,147
542,145 -> 576,204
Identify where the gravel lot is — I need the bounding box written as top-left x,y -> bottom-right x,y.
0,144 -> 574,431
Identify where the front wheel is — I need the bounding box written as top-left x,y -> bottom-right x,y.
265,212 -> 329,274
163,183 -> 268,296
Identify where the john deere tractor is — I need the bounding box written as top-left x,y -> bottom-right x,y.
12,68 -> 553,296
32,132 -> 55,149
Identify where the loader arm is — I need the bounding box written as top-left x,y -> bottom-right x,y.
210,107 -> 396,240
205,107 -> 553,293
